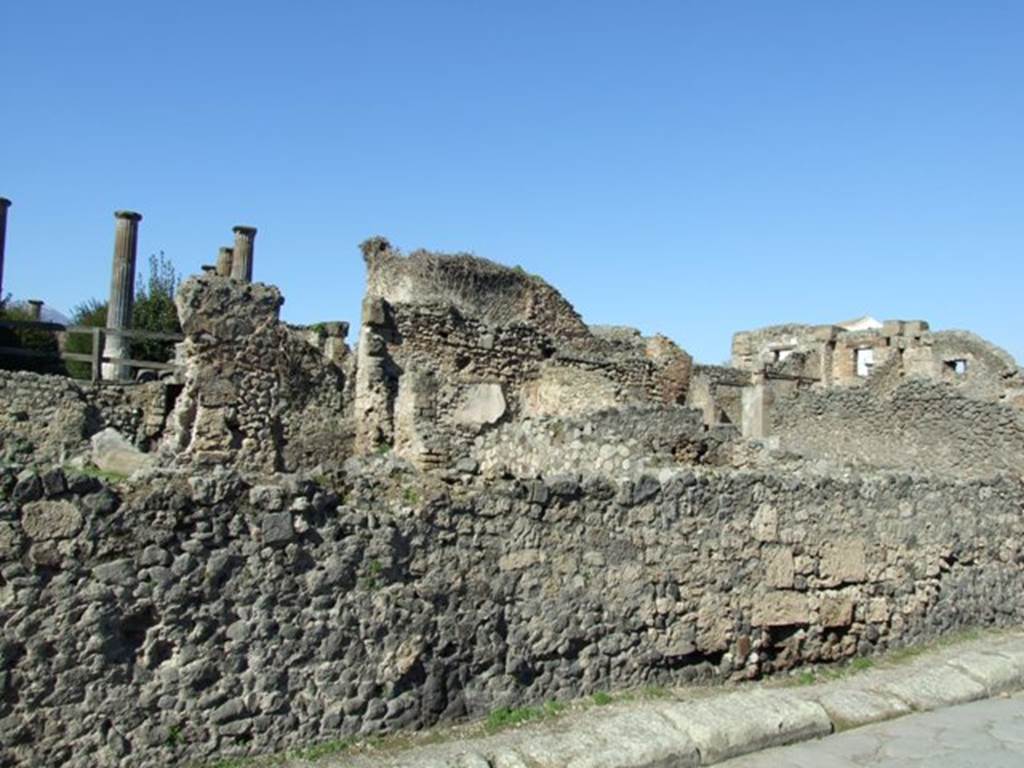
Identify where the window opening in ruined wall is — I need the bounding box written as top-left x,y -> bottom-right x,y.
945,359 -> 968,376
855,347 -> 874,377
774,348 -> 794,362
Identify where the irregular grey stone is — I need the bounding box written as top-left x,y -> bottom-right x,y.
93,558 -> 136,584
40,467 -> 67,497
261,512 -> 293,546
20,500 -> 83,540
12,471 -> 42,503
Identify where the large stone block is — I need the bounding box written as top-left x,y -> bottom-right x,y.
91,428 -> 155,477
21,500 -> 83,540
454,383 -> 507,429
752,591 -> 811,626
818,590 -> 856,627
819,538 -> 867,586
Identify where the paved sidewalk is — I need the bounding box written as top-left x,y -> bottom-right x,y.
719,693 -> 1024,767
290,629 -> 1024,768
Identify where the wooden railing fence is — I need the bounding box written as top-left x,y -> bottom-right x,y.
0,319 -> 183,382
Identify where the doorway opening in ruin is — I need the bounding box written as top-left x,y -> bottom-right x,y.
773,348 -> 794,362
855,347 -> 874,377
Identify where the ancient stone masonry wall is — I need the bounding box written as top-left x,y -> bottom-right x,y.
687,365 -> 751,427
169,275 -> 352,474
473,405 -> 735,479
0,370 -> 176,464
354,239 -> 694,467
769,377 -> 1024,477
2,460 -> 1023,767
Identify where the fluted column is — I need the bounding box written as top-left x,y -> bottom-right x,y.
216,246 -> 234,277
230,226 -> 257,282
103,211 -> 142,381
0,197 -> 10,300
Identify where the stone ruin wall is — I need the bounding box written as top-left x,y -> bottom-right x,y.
472,405 -> 736,480
2,238 -> 1024,767
0,370 -> 178,466
354,239 -> 694,470
687,365 -> 751,428
3,459 -> 1024,768
167,275 -> 353,475
766,376 -> 1024,477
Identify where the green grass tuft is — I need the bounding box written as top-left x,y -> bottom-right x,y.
485,706 -> 545,732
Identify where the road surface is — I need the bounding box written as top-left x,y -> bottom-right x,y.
719,693 -> 1024,768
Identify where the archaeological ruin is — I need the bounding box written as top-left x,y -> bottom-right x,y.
1,217 -> 1023,767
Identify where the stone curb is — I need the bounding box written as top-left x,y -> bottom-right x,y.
314,632 -> 1024,768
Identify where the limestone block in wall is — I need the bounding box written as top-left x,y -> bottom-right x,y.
751,591 -> 810,626
91,428 -> 155,477
522,364 -> 620,418
764,546 -> 795,588
819,538 -> 867,586
818,590 -> 856,628
454,383 -> 507,430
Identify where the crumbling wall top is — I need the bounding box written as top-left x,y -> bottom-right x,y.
360,237 -> 592,344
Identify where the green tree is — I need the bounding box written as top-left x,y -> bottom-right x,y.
131,251 -> 182,364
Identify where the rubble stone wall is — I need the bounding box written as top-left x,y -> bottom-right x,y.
769,377 -> 1024,477
473,405 -> 736,479
169,276 -> 353,474
355,241 -> 693,467
0,370 -> 177,465
2,461 -> 1023,767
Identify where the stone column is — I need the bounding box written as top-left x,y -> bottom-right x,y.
103,211 -> 142,381
0,197 -> 10,300
230,226 -> 257,282
216,247 -> 234,277
27,300 -> 43,320
741,370 -> 771,439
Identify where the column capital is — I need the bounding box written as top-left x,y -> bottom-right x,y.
0,197 -> 11,209
232,225 -> 257,237
114,210 -> 143,222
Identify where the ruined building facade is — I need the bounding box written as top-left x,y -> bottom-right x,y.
2,237 -> 1024,768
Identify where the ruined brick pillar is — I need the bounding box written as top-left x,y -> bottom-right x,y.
0,197 -> 10,300
27,300 -> 43,320
230,226 -> 257,282
103,211 -> 142,381
216,246 -> 234,277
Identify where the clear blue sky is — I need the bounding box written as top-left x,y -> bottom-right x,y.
2,1 -> 1022,364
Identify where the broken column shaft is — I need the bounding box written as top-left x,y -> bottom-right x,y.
216,247 -> 234,277
230,226 -> 257,282
0,197 -> 10,300
103,211 -> 142,381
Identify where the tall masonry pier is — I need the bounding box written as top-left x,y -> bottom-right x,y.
103,210 -> 142,381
